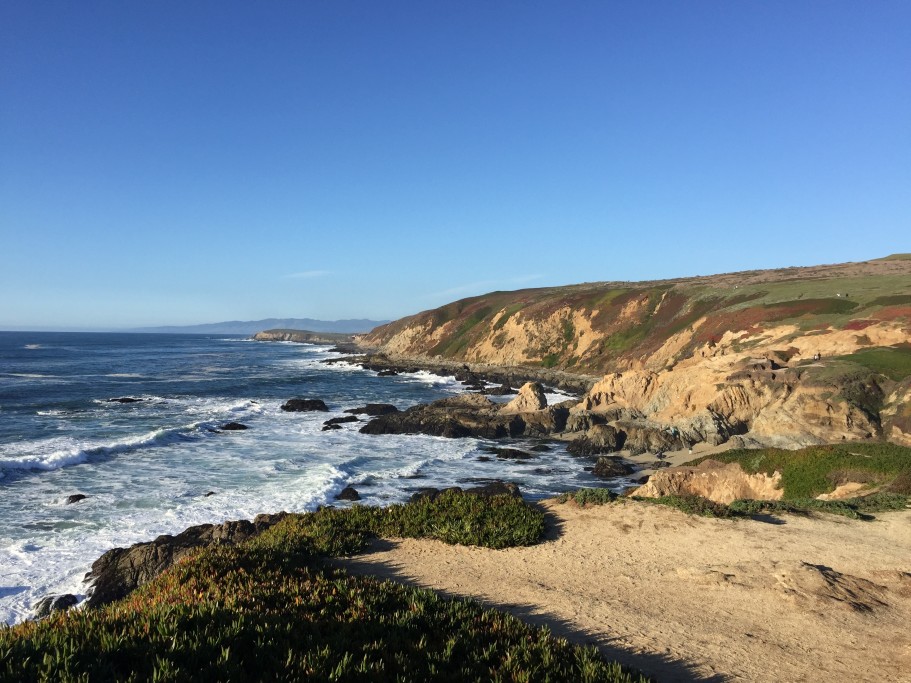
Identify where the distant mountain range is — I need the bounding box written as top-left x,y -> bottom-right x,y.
131,318 -> 388,335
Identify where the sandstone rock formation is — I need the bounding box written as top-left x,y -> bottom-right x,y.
632,460 -> 784,504
499,382 -> 547,414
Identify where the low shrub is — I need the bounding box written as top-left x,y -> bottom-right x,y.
557,488 -> 618,506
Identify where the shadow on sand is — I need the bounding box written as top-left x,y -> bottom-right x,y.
333,506 -> 729,683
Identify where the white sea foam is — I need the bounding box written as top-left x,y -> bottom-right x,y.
0,425 -> 206,474
23,344 -> 42,349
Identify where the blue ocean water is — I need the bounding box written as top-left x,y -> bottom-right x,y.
0,332 -> 616,624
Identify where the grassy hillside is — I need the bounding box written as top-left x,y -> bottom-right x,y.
364,257 -> 911,376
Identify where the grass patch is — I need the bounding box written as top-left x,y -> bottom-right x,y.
631,494 -> 736,518
687,443 -> 911,499
836,345 -> 911,381
729,493 -> 911,520
492,303 -> 524,331
541,353 -> 561,368
0,492 -> 651,682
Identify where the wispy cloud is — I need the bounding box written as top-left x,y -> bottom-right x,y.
285,270 -> 331,279
426,274 -> 544,300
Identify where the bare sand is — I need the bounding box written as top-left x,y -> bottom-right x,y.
336,499 -> 911,682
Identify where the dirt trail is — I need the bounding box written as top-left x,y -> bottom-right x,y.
336,500 -> 911,682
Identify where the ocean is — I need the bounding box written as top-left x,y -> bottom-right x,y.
0,332 -> 620,625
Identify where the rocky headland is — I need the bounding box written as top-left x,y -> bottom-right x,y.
252,328 -> 359,344
353,255 -> 911,451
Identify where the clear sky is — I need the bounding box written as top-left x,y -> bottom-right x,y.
1,2 -> 908,329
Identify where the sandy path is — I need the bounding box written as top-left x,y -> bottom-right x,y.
336,500 -> 911,682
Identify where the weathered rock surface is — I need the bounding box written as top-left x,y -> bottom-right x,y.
500,382 -> 548,414
85,513 -> 287,608
359,393 -> 568,439
633,460 -> 784,504
593,456 -> 635,478
281,398 -> 329,412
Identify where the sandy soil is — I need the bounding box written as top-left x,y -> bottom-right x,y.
336,500 -> 911,682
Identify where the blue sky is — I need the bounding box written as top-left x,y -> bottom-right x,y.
1,2 -> 908,329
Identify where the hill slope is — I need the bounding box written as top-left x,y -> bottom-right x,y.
363,256 -> 911,448
133,318 -> 387,335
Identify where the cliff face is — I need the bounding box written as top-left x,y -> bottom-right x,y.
363,256 -> 911,448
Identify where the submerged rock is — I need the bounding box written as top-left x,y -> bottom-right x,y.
323,415 -> 360,427
66,494 -> 87,505
344,404 -> 399,416
335,486 -> 361,501
107,397 -> 143,404
484,447 -> 534,460
281,398 -> 329,412
221,422 -> 249,431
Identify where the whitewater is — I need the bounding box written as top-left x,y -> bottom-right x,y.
0,332 -> 620,625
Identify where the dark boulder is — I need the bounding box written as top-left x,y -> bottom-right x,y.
107,397 -> 143,404
344,404 -> 400,416
204,491 -> 217,497
221,422 -> 249,431
530,444 -> 552,452
66,494 -> 87,505
335,486 -> 361,501
409,481 -> 521,503
323,415 -> 360,427
281,398 -> 329,412
483,383 -> 517,396
377,369 -> 399,377
33,594 -> 78,619
592,456 -> 635,478
322,424 -> 342,431
85,514 -> 287,608
483,447 -> 533,460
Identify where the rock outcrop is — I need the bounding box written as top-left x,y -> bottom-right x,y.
633,460 -> 784,504
85,514 -> 287,608
500,382 -> 547,414
281,398 -> 329,412
356,256 -> 911,449
359,393 -> 569,439
253,329 -> 355,344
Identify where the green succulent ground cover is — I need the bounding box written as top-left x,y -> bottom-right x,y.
686,442 -> 911,499
0,491 -> 650,682
558,488 -> 911,521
